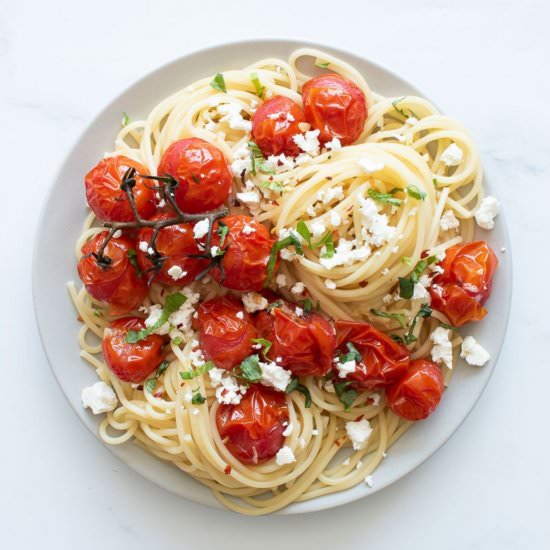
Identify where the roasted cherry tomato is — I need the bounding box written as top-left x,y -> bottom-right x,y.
386,359 -> 444,421
255,302 -> 336,377
85,156 -> 157,222
334,320 -> 410,390
429,241 -> 498,327
157,138 -> 232,214
210,215 -> 276,292
302,74 -> 367,145
216,385 -> 289,464
135,214 -> 208,286
251,95 -> 306,157
102,317 -> 166,383
77,232 -> 148,315
196,295 -> 257,370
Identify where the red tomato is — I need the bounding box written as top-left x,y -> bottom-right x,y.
216,385 -> 289,464
255,302 -> 336,377
77,231 -> 148,315
335,320 -> 410,390
251,95 -> 306,157
386,359 -> 444,421
157,138 -> 232,214
135,214 -> 208,286
429,241 -> 498,326
210,215 -> 276,292
302,74 -> 367,145
196,295 -> 257,370
102,317 -> 166,383
85,156 -> 157,222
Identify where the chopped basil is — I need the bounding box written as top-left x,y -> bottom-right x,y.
370,308 -> 407,328
145,361 -> 169,393
391,97 -> 409,118
179,361 -> 215,380
334,381 -> 358,411
126,292 -> 186,343
127,249 -> 142,277
439,321 -> 456,330
406,184 -> 427,201
121,112 -> 130,127
260,180 -> 283,193
367,188 -> 403,207
302,298 -> 313,314
265,235 -> 304,285
251,338 -> 272,360
210,73 -> 227,93
315,59 -> 330,69
236,354 -> 262,382
390,334 -> 405,344
248,141 -> 275,175
315,231 -> 335,259
398,257 -> 435,300
402,256 -> 413,266
172,336 -> 183,346
432,177 -> 439,187
339,342 -> 362,364
398,277 -> 415,300
296,220 -> 312,247
285,377 -> 312,408
191,389 -> 206,404
404,304 -> 432,344
217,221 -> 229,248
266,299 -> 283,312
250,72 -> 265,98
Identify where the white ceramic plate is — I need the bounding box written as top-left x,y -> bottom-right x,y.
33,39 -> 512,514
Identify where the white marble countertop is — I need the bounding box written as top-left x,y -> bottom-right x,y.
2,0 -> 548,548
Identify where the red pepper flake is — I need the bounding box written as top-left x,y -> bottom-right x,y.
77,315 -> 83,322
354,414 -> 364,422
224,465 -> 232,474
334,439 -> 341,447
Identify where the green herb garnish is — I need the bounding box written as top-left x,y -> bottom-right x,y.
339,342 -> 362,364
127,249 -> 142,277
260,181 -> 283,193
303,298 -> 313,314
406,184 -> 427,201
367,189 -> 403,207
286,377 -> 312,408
192,389 -> 206,405
250,72 -> 265,98
172,336 -> 183,346
265,235 -> 304,286
266,300 -> 283,312
217,221 -> 229,248
235,354 -> 262,382
391,97 -> 410,118
398,257 -> 435,299
334,381 -> 358,411
210,73 -> 227,93
121,112 -> 130,127
247,141 -> 275,175
251,338 -> 272,360
179,361 -> 215,380
315,59 -> 330,69
404,303 -> 432,344
402,256 -> 413,266
314,231 -> 335,258
370,308 -> 407,328
145,361 -> 169,393
296,220 -> 312,247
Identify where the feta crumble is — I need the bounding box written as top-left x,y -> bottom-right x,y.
282,423 -> 293,437
292,129 -> 321,156
231,143 -> 252,176
440,143 -> 463,166
329,211 -> 341,227
474,196 -> 500,230
242,223 -> 256,235
138,241 -> 149,252
311,220 -> 326,236
145,286 -> 200,336
193,218 -> 210,239
358,158 -> 385,174
324,278 -> 336,290
291,282 -> 305,295
345,419 -> 373,450
440,210 -> 460,231
335,358 -> 357,378
217,102 -> 252,131
430,327 -> 453,369
275,274 -> 288,287
236,191 -> 261,206
81,381 -> 118,414
275,446 -> 296,465
364,475 -> 374,488
325,137 -> 342,151
167,265 -> 187,281
259,361 -> 292,392
242,292 -> 268,313
460,336 -> 490,367
214,375 -> 247,405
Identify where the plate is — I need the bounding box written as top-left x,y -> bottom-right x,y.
33,39 -> 512,514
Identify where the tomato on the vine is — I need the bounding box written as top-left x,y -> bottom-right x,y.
77,231 -> 148,315
251,95 -> 306,157
386,359 -> 444,421
429,241 -> 498,326
254,302 -> 336,377
157,138 -> 232,214
216,385 -> 289,464
334,320 -> 410,390
302,74 -> 367,145
85,156 -> 157,222
102,317 -> 166,383
135,214 -> 208,286
210,215 -> 276,292
196,295 -> 257,370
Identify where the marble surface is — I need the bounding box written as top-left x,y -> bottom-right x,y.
1,0 -> 548,548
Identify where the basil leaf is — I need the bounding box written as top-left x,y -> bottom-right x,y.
251,338 -> 272,360
390,334 -> 405,344
260,181 -> 283,192
265,235 -> 304,285
179,361 -> 215,380
285,377 -> 312,408
340,342 -> 362,364
303,298 -> 313,314
367,189 -> 403,207
217,221 -> 229,248
398,277 -> 415,300
391,97 -> 409,118
210,73 -> 226,93
406,184 -> 427,201
315,231 -> 335,258
370,308 -> 407,329
432,177 -> 439,187
145,378 -> 157,393
439,321 -> 456,330
334,381 -> 358,411
266,299 -> 283,312
248,141 -> 275,175
191,390 -> 206,405
315,59 -> 330,69
250,72 -> 265,98
402,256 -> 413,266
127,249 -> 142,277
296,220 -> 312,247
237,354 -> 262,382
172,336 -> 183,346
157,361 -> 169,376
121,112 -> 130,127
404,304 -> 432,344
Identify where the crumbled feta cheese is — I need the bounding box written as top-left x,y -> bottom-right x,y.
325,137 -> 342,151
292,129 -> 321,156
231,143 -> 252,176
210,246 -> 221,257
474,196 -> 500,230
358,158 -> 385,174
311,429 -> 319,436
280,248 -> 296,261
145,287 -> 200,336
358,196 -> 397,247
167,265 -> 187,281
460,336 -> 490,367
335,358 -> 357,378
342,457 -> 351,467
319,238 -> 371,269
234,311 -> 244,321
364,475 -> 374,488
259,361 -> 292,392
275,446 -> 296,465
311,220 -> 326,236
345,419 -> 373,450
242,292 -> 268,313
440,210 -> 460,231
138,241 -> 149,252
295,306 -> 304,317
158,199 -> 166,208
430,327 -> 453,369
242,223 -> 256,235
81,381 -> 118,414
406,116 -> 419,125
236,191 -> 261,206
193,218 -> 210,239
282,423 -> 293,437
217,102 -> 252,131
369,392 -> 381,406
324,278 -> 336,290
215,376 -> 247,405
381,268 -> 390,276
275,274 -> 288,287
321,186 -> 344,204
183,434 -> 193,443
440,143 -> 463,166
412,282 -> 430,300
329,211 -> 341,227
112,229 -> 122,239
382,294 -> 394,304
291,282 -> 305,295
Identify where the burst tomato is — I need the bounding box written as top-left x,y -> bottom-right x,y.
196,295 -> 257,370
216,385 -> 289,464
102,317 -> 166,383
135,214 -> 208,286
386,359 -> 444,421
251,95 -> 306,157
157,138 -> 232,214
334,320 -> 410,390
77,232 -> 148,315
85,156 -> 157,222
210,215 -> 276,292
429,241 -> 498,327
255,302 -> 336,377
302,74 -> 367,145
